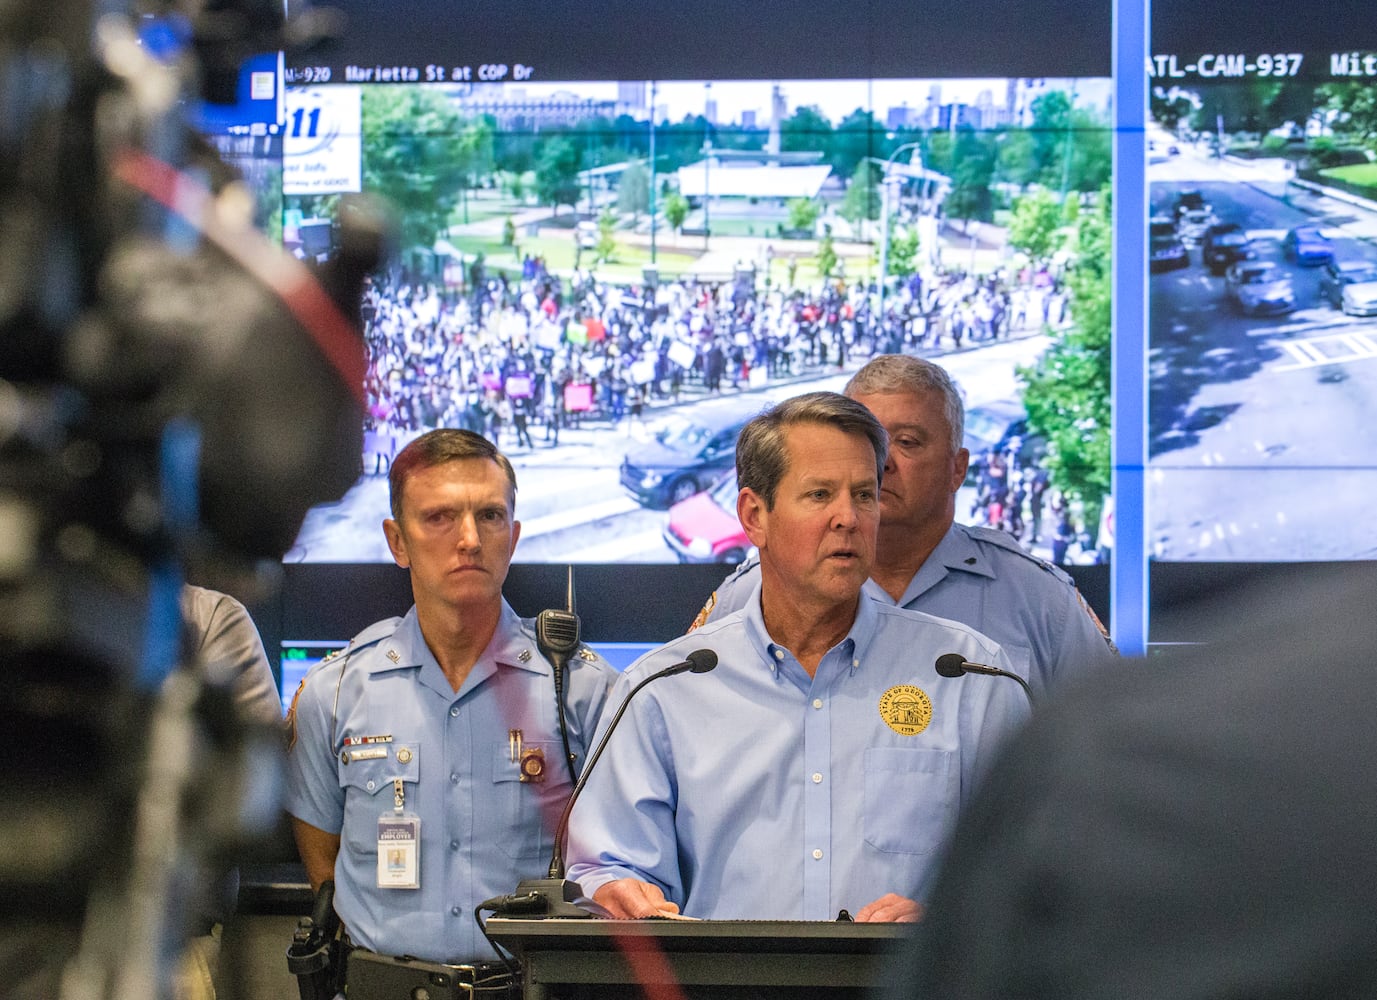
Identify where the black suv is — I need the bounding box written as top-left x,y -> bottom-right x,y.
620,399 -> 761,508
1202,222 -> 1255,275
1149,216 -> 1189,273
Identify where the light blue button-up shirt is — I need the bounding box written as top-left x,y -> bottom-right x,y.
284,601 -> 614,962
699,522 -> 1116,696
566,589 -> 1028,920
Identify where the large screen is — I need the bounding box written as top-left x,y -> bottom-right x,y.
1141,0 -> 1377,645
276,0 -> 1115,575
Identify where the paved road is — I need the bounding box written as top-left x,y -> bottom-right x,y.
1148,143 -> 1377,559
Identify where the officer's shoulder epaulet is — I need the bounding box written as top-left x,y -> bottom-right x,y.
962,524 -> 1077,586
687,553 -> 760,633
719,551 -> 761,586
350,617 -> 401,650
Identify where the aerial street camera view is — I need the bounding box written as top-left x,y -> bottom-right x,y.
280,75 -> 1114,566
1148,62 -> 1377,560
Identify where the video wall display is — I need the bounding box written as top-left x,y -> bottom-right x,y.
1146,15 -> 1377,562
274,0 -> 1116,569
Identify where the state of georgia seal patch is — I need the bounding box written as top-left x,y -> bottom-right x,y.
878,685 -> 933,736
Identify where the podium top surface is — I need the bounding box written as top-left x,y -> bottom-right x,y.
486,917 -> 908,955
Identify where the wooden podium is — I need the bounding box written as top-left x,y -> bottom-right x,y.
485,917 -> 907,1000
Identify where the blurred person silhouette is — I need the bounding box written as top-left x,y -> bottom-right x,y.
884,564 -> 1377,1000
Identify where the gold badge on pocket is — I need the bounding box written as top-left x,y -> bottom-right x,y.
879,685 -> 933,736
519,746 -> 546,783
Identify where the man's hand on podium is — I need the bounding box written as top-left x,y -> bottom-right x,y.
592,878 -> 683,919
853,892 -> 923,923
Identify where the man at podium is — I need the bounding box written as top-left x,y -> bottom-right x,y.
565,393 -> 1027,922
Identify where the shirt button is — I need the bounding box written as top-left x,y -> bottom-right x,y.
450,840 -> 460,850
451,906 -> 461,916
852,658 -> 859,667
812,698 -> 823,710
812,849 -> 824,860
450,706 -> 460,717
773,649 -> 784,660
450,772 -> 460,784
365,780 -> 375,791
812,772 -> 823,784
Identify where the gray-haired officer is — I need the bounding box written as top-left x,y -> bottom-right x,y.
284,429 -> 614,991
692,355 -> 1115,696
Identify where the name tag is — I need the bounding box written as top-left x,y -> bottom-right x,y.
377,814 -> 420,889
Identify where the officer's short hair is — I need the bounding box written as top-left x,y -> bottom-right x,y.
844,354 -> 965,454
388,429 -> 517,520
736,392 -> 887,510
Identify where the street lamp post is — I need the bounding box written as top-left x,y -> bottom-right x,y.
877,140 -> 924,342
649,80 -> 657,265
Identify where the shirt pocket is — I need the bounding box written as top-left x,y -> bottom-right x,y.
491,741 -> 571,862
862,746 -> 956,856
338,743 -> 420,856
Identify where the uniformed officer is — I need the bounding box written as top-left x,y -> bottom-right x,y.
692,355 -> 1115,696
284,429 -> 614,972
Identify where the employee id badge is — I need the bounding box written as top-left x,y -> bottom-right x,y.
378,809 -> 421,889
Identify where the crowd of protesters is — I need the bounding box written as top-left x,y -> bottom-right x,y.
361,253 -> 1072,456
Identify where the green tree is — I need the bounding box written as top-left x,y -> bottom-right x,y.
787,197 -> 821,233
831,108 -> 881,177
839,160 -> 882,229
1064,108 -> 1113,195
617,161 -> 651,220
816,223 -> 839,280
361,86 -> 469,252
594,207 -> 617,263
1007,189 -> 1064,269
781,106 -> 835,154
996,129 -> 1036,187
1317,80 -> 1377,144
453,118 -> 494,224
534,135 -> 583,215
663,191 -> 690,235
944,127 -> 996,228
1017,189 -> 1112,532
1150,87 -> 1196,133
887,227 -> 920,279
1029,90 -> 1073,186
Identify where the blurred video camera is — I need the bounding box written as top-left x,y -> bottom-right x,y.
0,0 -> 387,995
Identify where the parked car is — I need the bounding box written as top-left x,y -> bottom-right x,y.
1202,222 -> 1255,275
1225,261 -> 1296,316
662,473 -> 751,564
620,401 -> 758,508
1318,258 -> 1377,310
1340,279 -> 1377,317
1282,225 -> 1334,266
1149,216 -> 1189,273
963,398 -> 1046,482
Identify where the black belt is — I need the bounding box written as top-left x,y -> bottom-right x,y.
343,941 -> 517,999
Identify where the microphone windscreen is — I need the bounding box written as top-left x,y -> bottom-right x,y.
687,649 -> 718,673
935,653 -> 967,678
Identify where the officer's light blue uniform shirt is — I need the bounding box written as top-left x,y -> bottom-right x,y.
699,522 -> 1115,696
565,589 -> 1028,920
284,601 -> 614,963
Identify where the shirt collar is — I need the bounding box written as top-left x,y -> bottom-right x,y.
367,601 -> 548,692
741,579 -> 874,677
884,523 -> 997,607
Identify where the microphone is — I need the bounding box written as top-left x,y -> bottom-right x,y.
503,648 -> 718,918
935,652 -> 1035,707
